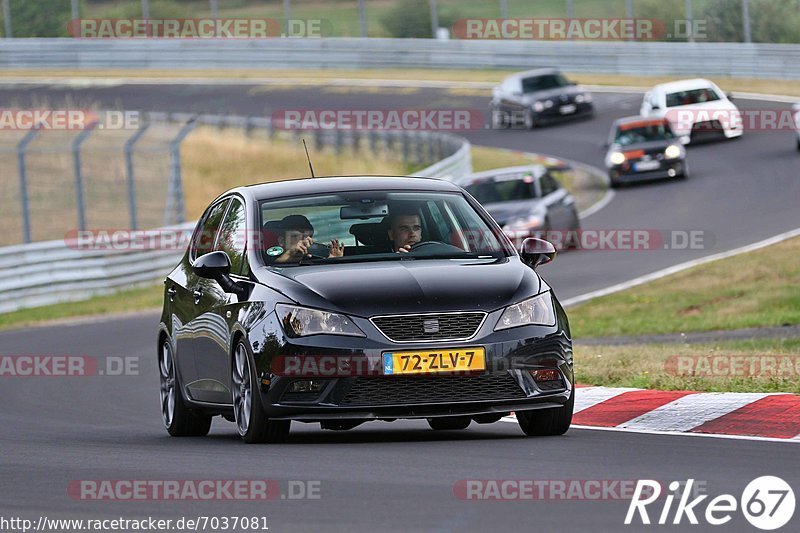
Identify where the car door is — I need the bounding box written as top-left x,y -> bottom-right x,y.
538,172 -> 574,230
166,198 -> 230,394
179,197 -> 231,403
191,197 -> 250,404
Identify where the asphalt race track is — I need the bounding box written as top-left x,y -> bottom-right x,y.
0,82 -> 798,532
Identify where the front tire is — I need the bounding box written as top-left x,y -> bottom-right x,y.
516,388 -> 574,436
232,340 -> 290,444
159,339 -> 212,437
427,416 -> 471,430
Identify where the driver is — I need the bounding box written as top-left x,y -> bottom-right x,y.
386,208 -> 422,253
269,215 -> 344,263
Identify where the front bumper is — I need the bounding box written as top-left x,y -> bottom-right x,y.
609,159 -> 686,183
253,312 -> 573,421
534,102 -> 594,123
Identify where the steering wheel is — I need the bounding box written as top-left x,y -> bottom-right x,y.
408,241 -> 466,254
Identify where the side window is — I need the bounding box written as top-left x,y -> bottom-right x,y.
539,174 -> 560,197
190,199 -> 230,261
215,199 -> 249,277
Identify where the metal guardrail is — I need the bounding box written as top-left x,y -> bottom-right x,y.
0,112 -> 472,314
1,38 -> 800,79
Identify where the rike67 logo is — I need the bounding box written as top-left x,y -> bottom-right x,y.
625,477 -> 795,530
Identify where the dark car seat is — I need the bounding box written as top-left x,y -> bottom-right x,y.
346,219 -> 392,255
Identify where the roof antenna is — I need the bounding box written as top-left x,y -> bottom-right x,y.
302,139 -> 316,178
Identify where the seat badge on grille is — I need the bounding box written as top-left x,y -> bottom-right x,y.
422,319 -> 440,334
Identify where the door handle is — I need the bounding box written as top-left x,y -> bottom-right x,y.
193,289 -> 203,304
167,287 -> 177,301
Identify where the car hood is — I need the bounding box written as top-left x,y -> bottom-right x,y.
611,139 -> 675,153
482,200 -> 544,227
255,258 -> 540,317
525,85 -> 584,101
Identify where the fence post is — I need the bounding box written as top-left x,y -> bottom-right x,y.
124,119 -> 150,231
741,0 -> 752,43
358,0 -> 367,37
2,0 -> 11,38
429,0 -> 438,38
16,127 -> 41,243
71,121 -> 99,232
165,117 -> 197,225
141,0 -> 150,19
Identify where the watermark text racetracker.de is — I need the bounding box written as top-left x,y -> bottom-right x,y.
665,355 -> 800,378
453,479 -> 706,501
68,18 -> 332,38
272,109 -> 484,131
452,18 -> 708,41
502,229 -> 714,251
67,479 -> 321,501
0,109 -> 140,131
665,108 -> 800,133
0,356 -> 138,377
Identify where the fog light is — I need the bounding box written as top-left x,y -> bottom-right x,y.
667,168 -> 677,177
530,369 -> 560,382
287,380 -> 326,393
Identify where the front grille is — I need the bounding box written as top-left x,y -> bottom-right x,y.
338,373 -> 526,406
371,312 -> 486,342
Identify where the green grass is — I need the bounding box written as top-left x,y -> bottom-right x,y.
0,284 -> 163,331
575,338 -> 800,392
568,236 -> 800,339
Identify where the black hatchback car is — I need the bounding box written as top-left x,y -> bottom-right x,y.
158,176 -> 573,443
490,68 -> 594,128
604,116 -> 689,187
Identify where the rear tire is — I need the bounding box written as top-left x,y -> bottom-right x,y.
516,388 -> 574,436
159,339 -> 212,437
427,416 -> 472,430
232,340 -> 291,444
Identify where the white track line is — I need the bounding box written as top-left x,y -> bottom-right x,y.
574,386 -> 640,413
562,227 -> 800,308
569,424 -> 800,444
619,392 -> 771,432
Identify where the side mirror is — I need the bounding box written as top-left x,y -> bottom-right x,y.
192,251 -> 247,298
520,238 -> 556,268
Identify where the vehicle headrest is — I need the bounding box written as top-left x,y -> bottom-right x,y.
350,219 -> 391,247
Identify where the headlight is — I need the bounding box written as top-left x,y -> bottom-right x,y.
504,214 -> 545,231
495,292 -> 556,331
609,151 -> 626,165
533,101 -> 545,112
664,144 -> 682,159
544,99 -> 554,109
276,304 -> 365,338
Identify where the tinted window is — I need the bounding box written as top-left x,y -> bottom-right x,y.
539,174 -> 560,196
259,191 -> 512,265
522,74 -> 569,93
614,121 -> 675,146
191,199 -> 230,261
466,179 -> 536,204
216,199 -> 249,277
666,88 -> 721,107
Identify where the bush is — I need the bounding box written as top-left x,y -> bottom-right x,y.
700,0 -> 800,43
1,0 -> 73,37
380,0 -> 459,38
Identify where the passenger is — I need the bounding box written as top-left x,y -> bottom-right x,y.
268,215 -> 343,263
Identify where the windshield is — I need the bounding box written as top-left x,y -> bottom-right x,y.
465,174 -> 537,204
258,191 -> 512,266
666,87 -> 721,107
614,121 -> 675,146
521,74 -> 569,93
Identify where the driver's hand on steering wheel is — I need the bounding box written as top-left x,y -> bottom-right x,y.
397,244 -> 413,253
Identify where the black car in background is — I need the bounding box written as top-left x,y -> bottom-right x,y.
457,165 -> 580,251
490,68 -> 594,128
158,176 -> 573,443
604,116 -> 689,187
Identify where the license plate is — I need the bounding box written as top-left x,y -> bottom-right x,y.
634,160 -> 660,171
382,348 -> 485,375
559,104 -> 576,115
